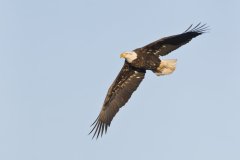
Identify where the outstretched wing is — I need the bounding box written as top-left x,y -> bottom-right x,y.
89,61 -> 146,139
137,23 -> 208,56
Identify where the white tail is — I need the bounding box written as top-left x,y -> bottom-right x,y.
155,59 -> 177,76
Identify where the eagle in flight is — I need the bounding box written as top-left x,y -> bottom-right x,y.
89,23 -> 208,139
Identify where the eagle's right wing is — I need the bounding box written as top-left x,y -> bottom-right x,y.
89,61 -> 145,139
137,23 -> 208,56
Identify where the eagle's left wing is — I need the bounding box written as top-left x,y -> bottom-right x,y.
89,61 -> 145,139
137,23 -> 208,56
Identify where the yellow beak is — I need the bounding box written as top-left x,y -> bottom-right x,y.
120,53 -> 126,58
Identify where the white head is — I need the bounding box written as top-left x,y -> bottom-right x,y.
120,51 -> 137,63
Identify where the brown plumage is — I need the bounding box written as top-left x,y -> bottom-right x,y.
89,63 -> 145,138
89,23 -> 208,139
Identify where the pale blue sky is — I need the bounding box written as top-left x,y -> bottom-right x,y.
0,0 -> 240,160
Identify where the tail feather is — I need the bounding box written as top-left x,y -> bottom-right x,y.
155,59 -> 177,76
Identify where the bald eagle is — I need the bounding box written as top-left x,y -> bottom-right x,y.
89,23 -> 208,139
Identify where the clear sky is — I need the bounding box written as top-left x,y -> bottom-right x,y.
0,0 -> 240,160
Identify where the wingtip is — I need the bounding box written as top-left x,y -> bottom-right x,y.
184,23 -> 210,34
89,118 -> 110,140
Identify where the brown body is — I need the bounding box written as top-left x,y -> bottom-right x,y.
131,48 -> 161,71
